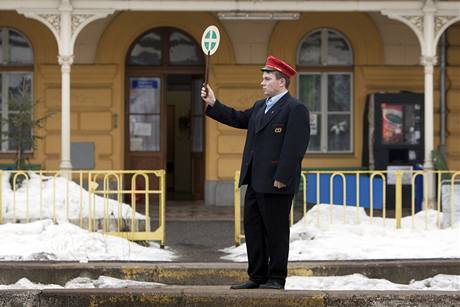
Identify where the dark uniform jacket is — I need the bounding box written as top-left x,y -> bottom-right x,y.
206,93 -> 310,194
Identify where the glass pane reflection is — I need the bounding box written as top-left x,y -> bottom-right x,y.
328,74 -> 351,112
169,31 -> 203,65
128,32 -> 162,65
298,31 -> 321,65
299,74 -> 321,112
9,29 -> 33,65
327,30 -> 352,65
129,78 -> 161,113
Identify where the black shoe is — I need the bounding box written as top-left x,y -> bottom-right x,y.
259,280 -> 284,290
230,280 -> 260,289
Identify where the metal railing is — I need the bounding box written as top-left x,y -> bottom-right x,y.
234,170 -> 460,246
0,170 -> 166,247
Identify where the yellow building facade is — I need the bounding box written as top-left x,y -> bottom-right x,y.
0,9 -> 459,205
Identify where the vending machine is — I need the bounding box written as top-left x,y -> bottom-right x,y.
363,92 -> 424,210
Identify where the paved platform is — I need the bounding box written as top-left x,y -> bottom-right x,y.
1,287 -> 459,307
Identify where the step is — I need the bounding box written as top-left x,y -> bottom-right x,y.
0,259 -> 458,286
0,286 -> 459,307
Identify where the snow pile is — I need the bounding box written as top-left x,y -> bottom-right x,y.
1,172 -> 144,220
0,276 -> 164,290
0,219 -> 175,261
222,204 -> 460,261
1,274 -> 458,291
286,274 -> 460,291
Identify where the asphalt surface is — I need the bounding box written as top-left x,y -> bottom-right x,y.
166,220 -> 236,262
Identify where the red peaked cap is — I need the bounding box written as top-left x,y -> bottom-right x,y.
261,55 -> 296,78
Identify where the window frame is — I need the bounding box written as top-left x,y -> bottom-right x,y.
126,27 -> 204,68
0,27 -> 34,154
297,28 -> 354,154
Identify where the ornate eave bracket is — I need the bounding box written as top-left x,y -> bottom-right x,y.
69,10 -> 115,51
433,13 -> 460,48
381,11 -> 426,52
17,8 -> 115,56
382,2 -> 460,64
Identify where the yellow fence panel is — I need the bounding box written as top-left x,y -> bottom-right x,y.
0,169 -> 166,247
234,169 -> 459,246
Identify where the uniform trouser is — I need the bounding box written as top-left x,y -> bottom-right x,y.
244,184 -> 293,286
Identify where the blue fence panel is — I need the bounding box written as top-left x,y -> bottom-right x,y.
306,173 -> 384,209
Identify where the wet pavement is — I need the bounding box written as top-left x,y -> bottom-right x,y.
166,220 -> 235,262
162,201 -> 237,262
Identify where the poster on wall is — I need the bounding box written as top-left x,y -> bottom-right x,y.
381,103 -> 403,144
129,77 -> 161,152
129,78 -> 160,113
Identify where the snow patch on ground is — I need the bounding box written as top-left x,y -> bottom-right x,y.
1,172 -> 144,220
222,204 -> 460,261
286,274 -> 460,291
0,219 -> 175,261
0,276 -> 164,290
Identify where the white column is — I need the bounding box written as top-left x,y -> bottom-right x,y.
58,0 -> 73,173
421,56 -> 435,171
58,55 -> 73,172
17,3 -> 115,174
421,4 -> 436,172
421,2 -> 437,207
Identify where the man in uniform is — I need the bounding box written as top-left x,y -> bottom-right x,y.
201,55 -> 310,290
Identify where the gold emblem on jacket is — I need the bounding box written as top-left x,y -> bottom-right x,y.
274,127 -> 282,133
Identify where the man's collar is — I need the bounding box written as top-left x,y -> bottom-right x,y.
268,90 -> 288,102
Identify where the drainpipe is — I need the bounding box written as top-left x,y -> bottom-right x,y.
439,32 -> 447,158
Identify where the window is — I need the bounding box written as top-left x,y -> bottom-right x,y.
0,28 -> 34,152
297,28 -> 353,153
127,28 -> 203,67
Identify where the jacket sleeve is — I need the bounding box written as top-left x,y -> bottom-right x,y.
205,100 -> 254,129
274,103 -> 310,185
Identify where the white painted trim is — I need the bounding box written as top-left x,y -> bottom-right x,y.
58,1 -> 430,12
0,1 -> 447,12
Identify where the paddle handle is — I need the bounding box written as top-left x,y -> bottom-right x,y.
203,50 -> 211,98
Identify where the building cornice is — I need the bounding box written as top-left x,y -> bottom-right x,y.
0,1 -> 450,12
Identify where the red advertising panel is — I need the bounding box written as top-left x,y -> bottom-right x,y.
381,103 -> 403,144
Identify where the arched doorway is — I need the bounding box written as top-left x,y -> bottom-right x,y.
125,27 -> 205,200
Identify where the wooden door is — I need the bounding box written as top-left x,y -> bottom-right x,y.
125,75 -> 166,207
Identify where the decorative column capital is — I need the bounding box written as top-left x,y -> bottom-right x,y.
58,55 -> 74,65
58,55 -> 74,73
421,55 -> 436,74
420,55 -> 437,67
